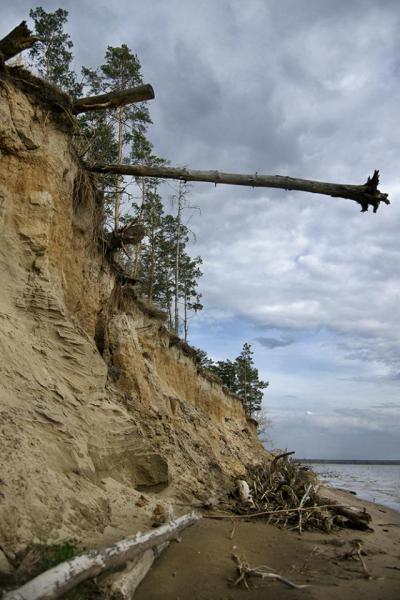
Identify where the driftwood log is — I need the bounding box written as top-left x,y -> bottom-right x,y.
72,85 -> 155,114
322,501 -> 372,530
88,164 -> 390,213
98,542 -> 169,599
4,512 -> 200,600
0,21 -> 39,65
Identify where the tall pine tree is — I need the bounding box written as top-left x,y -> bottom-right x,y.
234,343 -> 269,417
29,6 -> 81,97
81,45 -> 152,228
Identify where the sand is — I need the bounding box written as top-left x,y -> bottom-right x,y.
135,488 -> 400,600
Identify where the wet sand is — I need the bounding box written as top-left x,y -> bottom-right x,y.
135,488 -> 400,600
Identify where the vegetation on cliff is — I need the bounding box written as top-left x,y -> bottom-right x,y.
28,5 -> 204,342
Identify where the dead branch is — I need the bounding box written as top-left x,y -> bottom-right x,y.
340,540 -> 375,580
297,483 -> 313,534
232,554 -> 310,590
3,512 -> 200,600
271,450 -> 295,467
321,499 -> 372,531
87,163 -> 390,212
205,503 -> 354,520
72,84 -> 155,114
0,21 -> 39,65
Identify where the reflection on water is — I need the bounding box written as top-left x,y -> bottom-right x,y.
309,463 -> 400,512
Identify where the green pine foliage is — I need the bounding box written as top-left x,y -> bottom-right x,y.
29,7 -> 82,97
235,343 -> 269,416
25,8 -> 206,341
199,344 -> 269,417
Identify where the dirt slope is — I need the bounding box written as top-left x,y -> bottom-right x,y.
0,72 -> 267,556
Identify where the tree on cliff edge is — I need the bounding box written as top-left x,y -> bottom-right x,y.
29,6 -> 81,96
235,343 -> 269,417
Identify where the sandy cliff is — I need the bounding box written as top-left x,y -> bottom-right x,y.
0,71 -> 266,555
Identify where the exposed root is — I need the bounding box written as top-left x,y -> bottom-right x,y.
206,454 -> 372,533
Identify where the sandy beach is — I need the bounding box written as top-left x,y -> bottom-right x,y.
135,488 -> 400,600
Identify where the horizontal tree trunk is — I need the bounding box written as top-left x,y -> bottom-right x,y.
4,512 -> 200,600
99,542 -> 169,599
72,84 -> 155,114
0,21 -> 39,64
325,503 -> 372,530
87,164 -> 390,213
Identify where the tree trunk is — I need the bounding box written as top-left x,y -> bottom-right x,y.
184,288 -> 188,342
114,108 -> 124,230
4,513 -> 200,600
99,542 -> 169,599
72,84 -> 155,114
133,179 -> 146,277
148,221 -> 156,302
0,21 -> 39,64
88,164 -> 390,213
174,183 -> 185,335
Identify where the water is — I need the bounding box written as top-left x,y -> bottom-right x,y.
307,463 -> 400,512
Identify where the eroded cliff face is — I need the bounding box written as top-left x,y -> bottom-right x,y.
0,73 -> 267,554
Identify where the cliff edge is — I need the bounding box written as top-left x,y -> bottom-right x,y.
0,71 -> 267,555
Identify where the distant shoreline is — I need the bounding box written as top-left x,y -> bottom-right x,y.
294,459 -> 400,465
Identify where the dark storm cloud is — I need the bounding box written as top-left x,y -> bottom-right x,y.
256,336 -> 294,349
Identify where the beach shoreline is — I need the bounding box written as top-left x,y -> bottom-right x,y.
135,486 -> 400,599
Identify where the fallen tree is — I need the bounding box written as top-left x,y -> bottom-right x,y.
87,164 -> 390,213
72,84 -> 155,114
0,21 -> 39,65
3,512 -> 200,600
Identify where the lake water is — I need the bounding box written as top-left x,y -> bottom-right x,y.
307,463 -> 400,512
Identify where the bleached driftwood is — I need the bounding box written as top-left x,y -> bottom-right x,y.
99,542 -> 169,599
72,85 -> 155,114
87,164 -> 390,213
236,479 -> 255,509
0,21 -> 39,64
4,512 -> 199,600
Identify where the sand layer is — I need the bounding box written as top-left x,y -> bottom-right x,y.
0,74 -> 266,554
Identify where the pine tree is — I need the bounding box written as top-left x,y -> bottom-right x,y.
129,131 -> 168,277
81,45 -> 152,228
234,343 -> 269,417
180,253 -> 203,341
29,6 -> 81,97
193,348 -> 214,370
211,359 -> 239,393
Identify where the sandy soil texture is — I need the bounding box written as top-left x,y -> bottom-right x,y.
135,489 -> 400,600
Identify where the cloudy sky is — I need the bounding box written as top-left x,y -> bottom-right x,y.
5,1 -> 400,458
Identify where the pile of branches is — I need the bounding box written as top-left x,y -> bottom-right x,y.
229,452 -> 372,533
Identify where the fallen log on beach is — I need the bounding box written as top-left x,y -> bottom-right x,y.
321,499 -> 372,530
3,512 -> 200,600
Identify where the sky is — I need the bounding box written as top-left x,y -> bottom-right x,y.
4,0 -> 400,459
